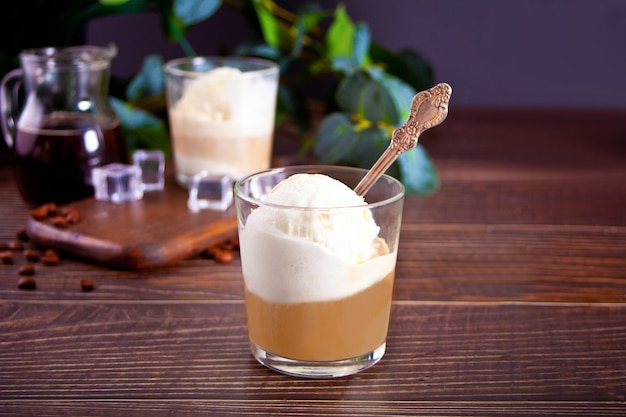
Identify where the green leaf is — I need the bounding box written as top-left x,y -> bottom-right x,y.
326,4 -> 354,61
314,113 -> 358,164
99,0 -> 129,5
352,22 -> 371,68
330,57 -> 354,74
368,70 -> 416,123
370,42 -> 434,93
398,48 -> 434,92
235,40 -> 281,61
291,5 -> 329,59
174,0 -> 222,26
154,1 -> 197,55
290,15 -> 307,58
126,55 -> 165,101
351,126 -> 390,169
297,4 -> 328,33
360,79 -> 397,124
111,98 -> 171,156
252,0 -> 281,48
396,144 -> 439,194
295,6 -> 328,59
335,71 -> 370,114
336,71 -> 400,124
162,11 -> 186,46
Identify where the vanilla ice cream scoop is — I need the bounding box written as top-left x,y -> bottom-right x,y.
174,67 -> 245,121
253,173 -> 382,265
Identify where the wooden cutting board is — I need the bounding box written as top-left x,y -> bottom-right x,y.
25,182 -> 238,269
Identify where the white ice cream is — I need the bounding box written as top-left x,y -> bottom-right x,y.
239,173 -> 397,304
173,67 -> 246,121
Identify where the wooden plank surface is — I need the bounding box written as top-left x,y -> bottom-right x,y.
2,188 -> 625,303
1,221 -> 625,303
1,108 -> 626,416
0,301 -> 624,415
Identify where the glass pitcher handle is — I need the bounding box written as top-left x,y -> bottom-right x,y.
0,68 -> 24,148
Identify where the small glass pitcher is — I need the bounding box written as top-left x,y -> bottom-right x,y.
0,45 -> 127,206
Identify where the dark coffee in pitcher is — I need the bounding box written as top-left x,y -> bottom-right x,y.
0,45 -> 127,206
13,113 -> 127,206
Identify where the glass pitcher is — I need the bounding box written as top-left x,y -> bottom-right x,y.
0,45 -> 127,206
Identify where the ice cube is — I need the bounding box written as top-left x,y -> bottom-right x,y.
187,172 -> 233,212
92,163 -> 144,203
132,149 -> 165,192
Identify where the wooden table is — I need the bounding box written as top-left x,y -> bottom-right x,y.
1,109 -> 625,416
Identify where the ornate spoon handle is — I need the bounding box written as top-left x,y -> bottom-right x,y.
353,82 -> 452,196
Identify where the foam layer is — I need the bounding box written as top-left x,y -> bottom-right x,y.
240,214 -> 396,303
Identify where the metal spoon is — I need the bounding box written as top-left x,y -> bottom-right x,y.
353,82 -> 452,196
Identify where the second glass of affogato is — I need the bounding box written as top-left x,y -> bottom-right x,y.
234,165 -> 405,378
164,56 -> 279,187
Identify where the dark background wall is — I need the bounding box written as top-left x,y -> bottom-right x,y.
86,0 -> 626,109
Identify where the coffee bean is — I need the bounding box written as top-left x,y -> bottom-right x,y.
24,249 -> 41,262
201,246 -> 218,259
227,237 -> 240,250
30,206 -> 49,220
219,241 -> 236,251
59,206 -> 81,224
1,251 -> 14,265
214,249 -> 235,264
30,202 -> 57,220
17,276 -> 36,290
43,202 -> 58,214
16,228 -> 29,241
198,236 -> 240,264
42,249 -> 60,266
8,241 -> 24,250
80,279 -> 94,292
50,215 -> 69,228
18,264 -> 35,276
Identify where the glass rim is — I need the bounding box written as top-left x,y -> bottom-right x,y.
163,55 -> 278,78
234,165 -> 405,211
19,45 -> 118,66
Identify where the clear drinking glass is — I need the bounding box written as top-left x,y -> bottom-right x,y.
164,56 -> 279,188
234,165 -> 405,378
